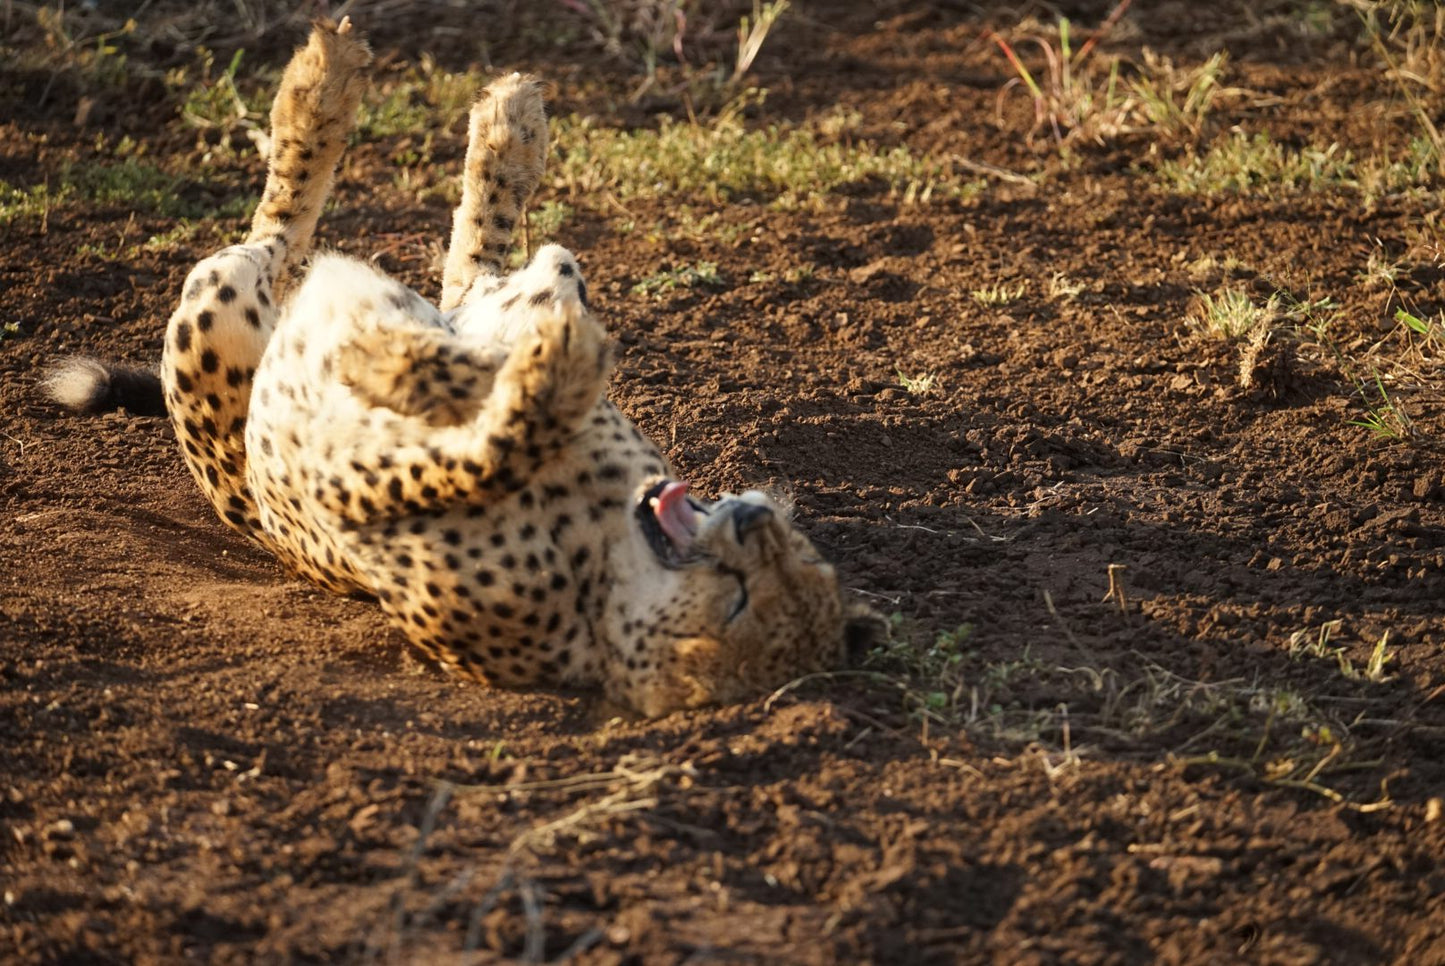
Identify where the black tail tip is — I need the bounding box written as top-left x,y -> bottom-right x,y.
43,357 -> 167,417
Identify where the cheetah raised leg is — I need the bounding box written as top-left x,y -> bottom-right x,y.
440,73 -> 548,312
335,69 -> 579,422
161,19 -> 370,540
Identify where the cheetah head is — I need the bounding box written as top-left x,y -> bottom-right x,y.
612,478 -> 883,717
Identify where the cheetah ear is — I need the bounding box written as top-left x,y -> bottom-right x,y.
842,603 -> 888,666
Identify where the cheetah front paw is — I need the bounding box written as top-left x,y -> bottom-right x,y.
513,295 -> 610,424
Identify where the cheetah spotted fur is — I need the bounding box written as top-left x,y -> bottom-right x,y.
52,19 -> 878,716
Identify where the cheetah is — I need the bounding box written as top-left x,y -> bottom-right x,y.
48,19 -> 879,716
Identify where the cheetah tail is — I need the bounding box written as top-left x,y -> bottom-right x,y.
43,357 -> 167,417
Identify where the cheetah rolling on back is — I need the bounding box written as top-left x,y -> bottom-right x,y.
50,19 -> 878,716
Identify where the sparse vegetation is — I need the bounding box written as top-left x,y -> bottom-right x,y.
630,260 -> 723,296
169,47 -> 268,154
1347,0 -> 1445,177
1189,286 -> 1277,340
360,57 -> 488,140
1395,306 -> 1444,353
1128,49 -> 1230,140
1045,272 -> 1087,301
1,155 -> 252,227
991,1 -> 1137,146
896,370 -> 938,395
1289,620 -> 1396,683
552,98 -> 973,210
1350,369 -> 1416,439
970,281 -> 1027,305
562,0 -> 791,108
992,2 -> 1237,149
1156,131 -> 1356,195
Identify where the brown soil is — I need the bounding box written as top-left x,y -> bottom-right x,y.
4,2 -> 1445,963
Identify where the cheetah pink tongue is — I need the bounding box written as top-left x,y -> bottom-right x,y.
652,481 -> 699,551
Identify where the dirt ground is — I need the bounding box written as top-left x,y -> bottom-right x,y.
4,1 -> 1445,962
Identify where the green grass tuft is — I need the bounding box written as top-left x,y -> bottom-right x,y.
1156,131 -> 1355,196
631,261 -> 723,297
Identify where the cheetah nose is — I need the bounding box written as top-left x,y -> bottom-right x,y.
731,503 -> 774,542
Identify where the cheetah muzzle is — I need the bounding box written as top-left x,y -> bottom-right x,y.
45,18 -> 881,717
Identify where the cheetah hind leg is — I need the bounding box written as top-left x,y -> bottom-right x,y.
440,72 -> 548,312
161,19 -> 371,541
249,16 -> 373,288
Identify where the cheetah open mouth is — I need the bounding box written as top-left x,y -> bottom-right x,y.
637,479 -> 706,567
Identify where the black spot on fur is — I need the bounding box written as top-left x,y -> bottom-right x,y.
200,350 -> 219,373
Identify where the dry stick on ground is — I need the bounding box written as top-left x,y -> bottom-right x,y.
1103,563 -> 1129,615
498,760 -> 689,858
372,758 -> 698,958
1043,589 -> 1087,653
1172,752 -> 1394,812
450,757 -> 701,956
364,781 -> 455,963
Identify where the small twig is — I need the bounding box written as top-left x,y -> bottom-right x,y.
553,925 -> 606,961
520,876 -> 546,964
463,870 -> 515,952
1042,590 -> 1085,651
761,669 -> 879,711
852,587 -> 904,606
1102,563 -> 1129,614
955,156 -> 1035,185
373,781 -> 453,963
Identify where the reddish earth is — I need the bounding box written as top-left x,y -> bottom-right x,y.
3,2 -> 1445,962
